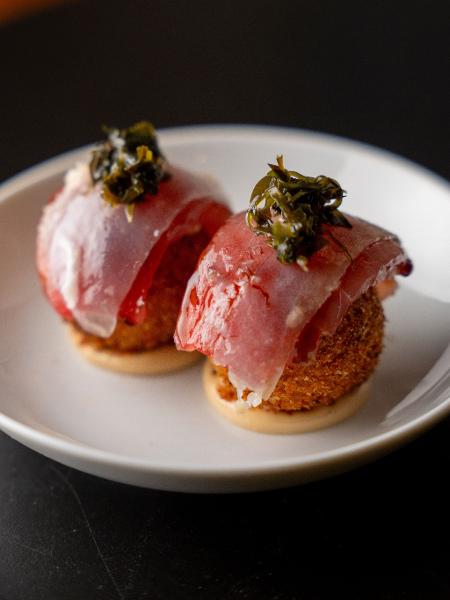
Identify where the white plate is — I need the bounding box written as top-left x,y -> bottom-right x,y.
0,126 -> 449,493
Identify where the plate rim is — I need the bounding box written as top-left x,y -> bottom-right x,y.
0,378 -> 449,478
1,124 -> 449,202
0,124 -> 449,485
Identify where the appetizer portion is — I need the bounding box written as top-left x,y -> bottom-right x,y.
37,122 -> 230,373
175,156 -> 412,432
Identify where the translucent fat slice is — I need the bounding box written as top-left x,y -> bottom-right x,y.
37,165 -> 229,336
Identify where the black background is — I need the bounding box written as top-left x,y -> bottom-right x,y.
0,1 -> 449,598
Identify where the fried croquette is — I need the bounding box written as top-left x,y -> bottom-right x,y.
213,287 -> 384,411
71,231 -> 209,352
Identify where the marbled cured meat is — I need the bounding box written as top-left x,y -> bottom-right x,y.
175,212 -> 412,399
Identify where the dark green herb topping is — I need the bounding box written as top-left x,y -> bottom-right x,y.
246,155 -> 352,269
89,121 -> 168,221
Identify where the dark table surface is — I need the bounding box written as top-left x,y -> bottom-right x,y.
1,1 -> 449,598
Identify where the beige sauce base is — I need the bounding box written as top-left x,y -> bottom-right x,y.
68,324 -> 200,375
203,362 -> 371,434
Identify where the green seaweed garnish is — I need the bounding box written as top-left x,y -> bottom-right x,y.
246,155 -> 352,269
89,121 -> 168,220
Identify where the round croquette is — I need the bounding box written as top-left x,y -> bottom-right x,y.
212,287 -> 384,411
71,231 -> 209,352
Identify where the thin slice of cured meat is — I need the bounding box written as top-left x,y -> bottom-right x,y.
37,163 -> 230,337
294,238 -> 412,362
175,212 -> 412,400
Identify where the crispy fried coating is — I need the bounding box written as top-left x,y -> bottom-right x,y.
72,231 -> 209,352
213,287 -> 384,411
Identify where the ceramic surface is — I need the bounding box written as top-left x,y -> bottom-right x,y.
0,126 -> 449,492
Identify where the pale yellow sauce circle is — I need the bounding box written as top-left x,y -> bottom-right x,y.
204,362 -> 371,434
68,324 -> 200,375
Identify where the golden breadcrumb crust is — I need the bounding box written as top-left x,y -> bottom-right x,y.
71,231 -> 209,352
213,287 -> 384,412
